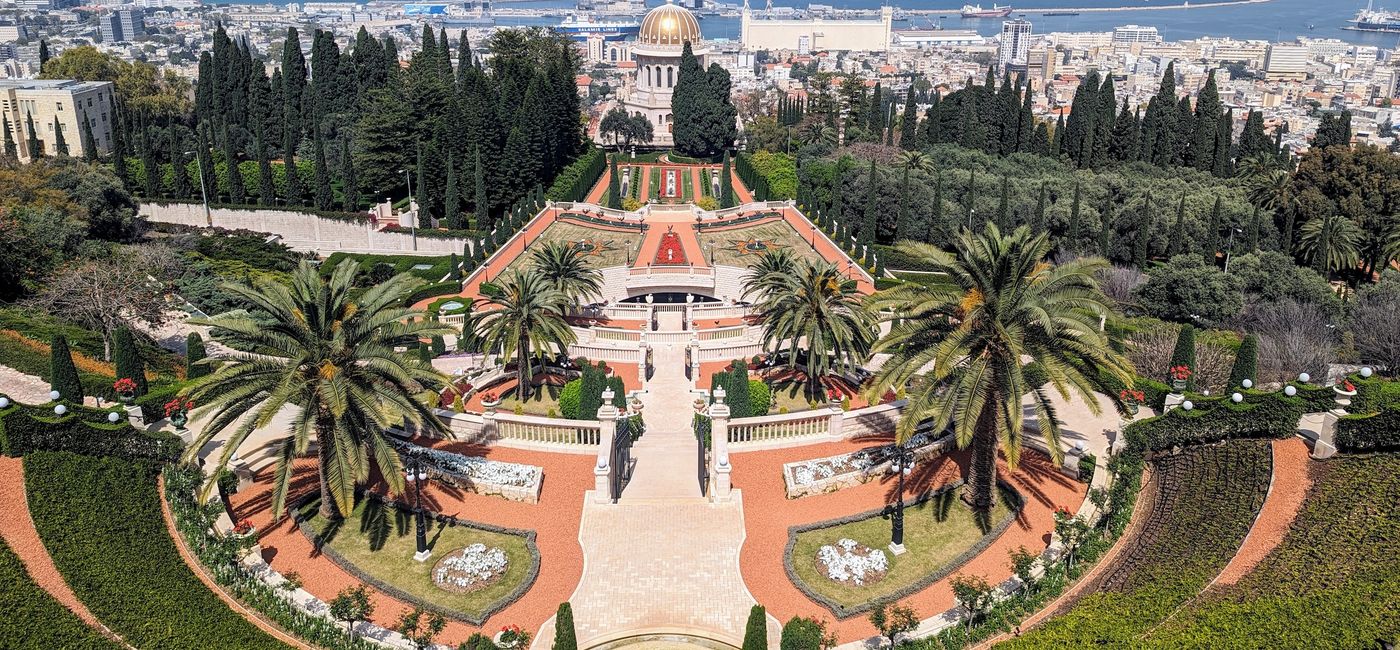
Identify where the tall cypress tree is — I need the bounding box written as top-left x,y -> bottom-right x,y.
38,39 -> 50,70
720,151 -> 735,208
223,123 -> 246,204
1051,113 -> 1065,157
742,605 -> 767,650
1032,182 -> 1047,232
24,112 -> 41,158
2,115 -> 16,159
81,118 -> 99,161
899,89 -> 918,150
113,327 -> 147,396
340,135 -> 358,212
1168,193 -> 1188,257
606,154 -> 622,210
1212,107 -> 1234,178
1246,205 -> 1261,252
1098,189 -> 1114,256
140,123 -> 159,197
1067,181 -> 1082,250
1144,63 -> 1178,167
1134,193 -> 1153,268
928,172 -> 945,243
964,168 -> 977,229
859,158 -> 878,246
49,335 -> 83,402
1189,70 -> 1221,171
473,146 -> 489,230
283,126 -> 302,204
169,126 -> 191,200
186,332 -> 209,380
555,603 -> 578,650
256,133 -> 276,206
52,116 -> 68,156
313,126 -> 333,210
1203,196 -> 1222,266
996,173 -> 1011,230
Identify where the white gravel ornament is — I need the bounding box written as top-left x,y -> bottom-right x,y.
816,538 -> 888,586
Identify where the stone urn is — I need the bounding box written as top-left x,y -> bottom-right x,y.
1171,379 -> 1188,393
1333,383 -> 1357,409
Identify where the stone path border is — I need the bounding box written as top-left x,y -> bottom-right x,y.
156,474 -> 315,650
0,456 -> 133,648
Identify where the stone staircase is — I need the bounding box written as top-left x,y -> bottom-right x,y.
623,342 -> 705,502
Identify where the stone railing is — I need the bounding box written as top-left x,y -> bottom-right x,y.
697,344 -> 763,363
566,344 -> 645,364
435,409 -> 601,454
726,400 -> 908,450
697,325 -> 747,341
646,330 -> 693,344
581,327 -> 642,343
692,303 -> 751,319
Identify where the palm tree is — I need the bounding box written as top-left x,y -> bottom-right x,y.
800,122 -> 837,148
182,260 -> 454,520
474,269 -> 575,400
740,247 -> 797,302
867,225 -> 1133,511
530,241 -> 603,302
1297,213 -> 1363,275
751,259 -> 876,398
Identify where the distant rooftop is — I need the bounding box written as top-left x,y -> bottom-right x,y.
0,79 -> 112,92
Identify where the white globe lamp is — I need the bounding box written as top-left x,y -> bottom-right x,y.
108,411 -> 121,423
1285,385 -> 1297,397
54,404 -> 67,415
1182,400 -> 1194,411
49,390 -> 60,401
1231,393 -> 1243,403
1242,379 -> 1253,389
1298,372 -> 1311,383
0,397 -> 9,409
1361,367 -> 1373,378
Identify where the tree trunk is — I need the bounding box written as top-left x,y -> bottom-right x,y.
963,397 -> 1000,511
517,340 -> 531,399
317,421 -> 342,520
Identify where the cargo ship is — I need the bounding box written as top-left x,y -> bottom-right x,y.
556,14 -> 641,37
960,4 -> 1013,18
1348,2 -> 1400,33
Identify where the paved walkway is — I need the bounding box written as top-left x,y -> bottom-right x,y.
624,342 -> 703,501
1214,437 -> 1312,585
0,364 -> 58,404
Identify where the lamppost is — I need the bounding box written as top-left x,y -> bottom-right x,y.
404,455 -> 432,562
400,168 -> 417,251
1223,227 -> 1244,273
186,149 -> 212,227
887,442 -> 914,555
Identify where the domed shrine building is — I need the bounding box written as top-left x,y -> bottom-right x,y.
619,0 -> 705,148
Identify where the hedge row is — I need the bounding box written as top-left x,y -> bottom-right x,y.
0,403 -> 182,462
323,252 -> 453,282
380,225 -> 481,241
404,281 -> 464,306
1337,409 -> 1400,452
24,452 -> 287,649
546,146 -> 606,203
1122,390 -> 1305,453
144,198 -> 369,223
0,536 -> 124,649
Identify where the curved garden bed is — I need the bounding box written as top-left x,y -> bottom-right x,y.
294,491 -> 540,626
784,479 -> 1024,619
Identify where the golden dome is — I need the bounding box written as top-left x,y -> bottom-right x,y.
637,0 -> 702,47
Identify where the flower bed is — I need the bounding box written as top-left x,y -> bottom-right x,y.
392,438 -> 543,503
652,231 -> 689,265
433,543 -> 510,593
816,538 -> 888,586
783,430 -> 951,499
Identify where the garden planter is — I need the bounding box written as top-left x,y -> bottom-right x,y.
170,413 -> 188,430
1125,402 -> 1140,417
119,392 -> 135,405
1334,385 -> 1356,409
1171,379 -> 1187,393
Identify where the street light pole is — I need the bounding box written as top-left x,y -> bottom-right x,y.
405,456 -> 431,562
1223,227 -> 1244,273
889,443 -> 912,555
187,149 -> 212,227
401,168 -> 417,251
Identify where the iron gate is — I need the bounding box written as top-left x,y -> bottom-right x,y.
609,417 -> 634,501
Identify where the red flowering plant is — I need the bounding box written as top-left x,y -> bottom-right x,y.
113,378 -> 138,395
481,392 -> 499,404
1342,380 -> 1356,393
1118,389 -> 1145,404
232,518 -> 254,535
499,624 -> 530,648
1169,365 -> 1193,381
163,397 -> 194,419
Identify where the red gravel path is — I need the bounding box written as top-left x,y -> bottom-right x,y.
228,443 -> 593,646
0,456 -> 128,646
730,441 -> 1086,641
1214,437 -> 1312,585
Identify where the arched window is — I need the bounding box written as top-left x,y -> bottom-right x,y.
667,66 -> 674,87
642,65 -> 651,86
655,66 -> 662,87
666,113 -> 674,132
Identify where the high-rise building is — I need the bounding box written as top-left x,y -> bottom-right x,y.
0,79 -> 116,162
1112,24 -> 1161,46
1264,43 -> 1309,80
100,9 -> 145,43
999,18 -> 1032,67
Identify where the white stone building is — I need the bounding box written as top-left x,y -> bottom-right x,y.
617,0 -> 705,148
0,79 -> 116,162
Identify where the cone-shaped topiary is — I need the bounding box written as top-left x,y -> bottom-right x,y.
742,605 -> 768,650
1169,325 -> 1197,391
49,334 -> 83,402
186,332 -> 209,380
553,602 -> 577,650
1228,334 -> 1258,388
112,326 -> 147,396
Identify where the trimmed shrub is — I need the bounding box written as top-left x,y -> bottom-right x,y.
1227,334 -> 1258,388
1123,390 -> 1304,453
743,605 -> 768,650
779,616 -> 825,650
553,602 -> 577,650
112,326 -> 147,396
546,146 -> 606,203
430,335 -> 446,357
24,452 -> 286,649
749,379 -> 771,415
403,281 -> 463,306
49,334 -> 83,403
559,379 -> 582,419
607,376 -> 626,408
0,537 -> 123,649
185,332 -> 208,380
1169,325 -> 1197,391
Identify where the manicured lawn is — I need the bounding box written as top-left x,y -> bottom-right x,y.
303,498 -> 535,620
769,379 -> 826,413
0,537 -> 124,649
501,383 -> 563,417
790,486 -> 1012,609
24,451 -> 287,650
497,221 -> 640,276
696,221 -> 824,268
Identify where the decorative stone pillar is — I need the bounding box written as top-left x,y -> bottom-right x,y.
708,386 -> 732,501
689,336 -> 701,390
594,387 -> 619,503
826,402 -> 844,440
638,346 -> 649,388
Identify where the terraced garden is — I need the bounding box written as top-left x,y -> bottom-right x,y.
494,221 -> 641,276
0,537 -> 123,649
1138,452 -> 1400,647
695,220 -> 824,268
1000,440 -> 1272,648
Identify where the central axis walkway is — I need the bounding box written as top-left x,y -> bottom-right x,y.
553,333 -> 774,649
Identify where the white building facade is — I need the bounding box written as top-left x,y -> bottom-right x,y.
619,0 -> 706,147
